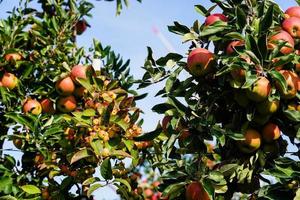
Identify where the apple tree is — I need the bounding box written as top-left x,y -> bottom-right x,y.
139,0 -> 300,199
0,0 -> 153,199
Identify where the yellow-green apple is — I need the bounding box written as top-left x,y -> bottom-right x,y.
246,76 -> 271,102
40,98 -> 55,114
285,6 -> 300,18
268,30 -> 294,54
238,129 -> 261,153
186,181 -> 210,200
4,53 -> 22,62
55,76 -> 75,96
277,70 -> 299,99
187,48 -> 215,77
282,17 -> 300,38
57,95 -> 77,113
205,13 -> 228,26
256,99 -> 280,115
262,123 -> 281,143
23,99 -> 42,115
226,40 -> 245,55
0,72 -> 18,89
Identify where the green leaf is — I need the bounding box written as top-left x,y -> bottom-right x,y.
87,183 -> 103,197
0,196 -> 18,200
114,178 -> 132,191
83,177 -> 100,186
101,158 -> 112,180
259,5 -> 274,33
194,5 -> 208,16
236,6 -> 247,30
283,110 -> 300,122
70,149 -> 92,164
134,127 -> 162,141
162,182 -> 185,199
20,185 -> 41,194
200,21 -> 227,37
269,70 -> 287,93
82,109 -> 96,117
152,103 -> 175,114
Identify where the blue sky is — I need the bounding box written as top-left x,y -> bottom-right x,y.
0,0 -> 297,199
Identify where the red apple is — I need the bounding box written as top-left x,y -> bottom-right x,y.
162,116 -> 172,131
76,19 -> 88,35
246,76 -> 271,102
285,6 -> 300,18
282,17 -> 300,38
268,30 -> 294,54
40,98 -> 55,114
277,70 -> 299,99
226,40 -> 244,55
23,99 -> 42,115
238,129 -> 261,153
262,123 -> 281,143
71,65 -> 90,84
205,13 -> 228,26
57,95 -> 77,113
186,181 -> 210,200
187,48 -> 215,77
1,72 -> 18,89
4,53 -> 22,62
55,76 -> 75,96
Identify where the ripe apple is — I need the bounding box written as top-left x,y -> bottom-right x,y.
205,13 -> 228,26
186,181 -> 210,200
71,65 -> 90,84
246,76 -> 271,102
282,17 -> 300,38
76,19 -> 88,35
277,70 -> 299,99
162,116 -> 172,131
285,6 -> 300,18
74,86 -> 87,97
41,188 -> 50,199
268,30 -> 294,54
262,123 -> 281,143
4,53 -> 22,62
23,99 -> 42,115
256,99 -> 280,115
226,40 -> 244,55
187,48 -> 215,77
231,68 -> 246,82
40,98 -> 55,114
238,129 -> 261,153
55,76 -> 75,96
1,72 -> 18,89
144,188 -> 154,198
57,95 -> 77,113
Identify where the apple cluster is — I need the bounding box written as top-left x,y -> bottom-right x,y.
185,8 -> 300,156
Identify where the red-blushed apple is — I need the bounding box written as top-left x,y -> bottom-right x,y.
186,181 -> 210,200
4,53 -> 22,62
74,86 -> 86,97
187,48 -> 215,77
238,129 -> 261,153
226,40 -> 244,55
57,95 -> 77,113
256,99 -> 280,115
55,76 -> 75,96
0,72 -> 18,89
231,68 -> 246,82
205,13 -> 228,26
295,50 -> 300,72
76,19 -> 88,35
262,123 -> 281,143
277,70 -> 299,99
40,98 -> 55,114
162,116 -> 172,131
282,17 -> 300,38
285,6 -> 300,18
23,99 -> 42,115
268,30 -> 294,54
246,76 -> 271,102
70,65 -> 90,84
